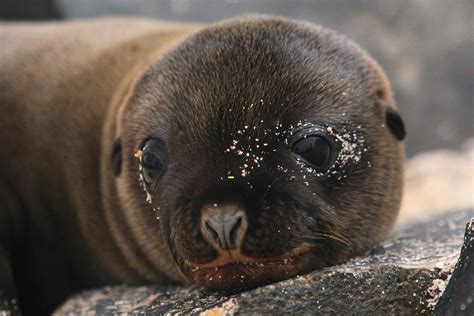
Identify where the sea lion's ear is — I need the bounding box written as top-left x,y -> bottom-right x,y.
385,107 -> 406,141
111,137 -> 123,176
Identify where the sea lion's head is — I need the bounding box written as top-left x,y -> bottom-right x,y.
110,15 -> 406,290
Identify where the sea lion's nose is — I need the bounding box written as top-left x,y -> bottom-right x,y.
200,204 -> 248,250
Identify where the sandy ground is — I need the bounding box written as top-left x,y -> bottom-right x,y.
398,139 -> 474,223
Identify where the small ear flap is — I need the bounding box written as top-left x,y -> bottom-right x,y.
111,138 -> 123,176
385,107 -> 406,141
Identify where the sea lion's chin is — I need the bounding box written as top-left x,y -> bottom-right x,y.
181,245 -> 313,290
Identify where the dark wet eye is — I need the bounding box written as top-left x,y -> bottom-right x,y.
138,138 -> 168,185
291,136 -> 332,169
142,152 -> 163,170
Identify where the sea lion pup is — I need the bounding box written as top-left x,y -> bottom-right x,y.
0,15 -> 406,314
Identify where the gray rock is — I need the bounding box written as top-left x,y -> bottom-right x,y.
53,209 -> 473,315
434,219 -> 474,316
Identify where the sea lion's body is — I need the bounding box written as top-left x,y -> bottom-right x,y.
0,18 -> 199,314
0,17 -> 405,315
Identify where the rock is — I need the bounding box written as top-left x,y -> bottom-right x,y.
53,209 -> 473,315
433,219 -> 474,316
0,298 -> 19,316
0,0 -> 59,20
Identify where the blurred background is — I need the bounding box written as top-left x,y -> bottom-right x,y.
1,0 -> 473,221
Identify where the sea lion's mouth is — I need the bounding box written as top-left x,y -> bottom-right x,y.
182,244 -> 312,290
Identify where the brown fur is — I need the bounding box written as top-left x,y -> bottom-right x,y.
0,15 -> 405,315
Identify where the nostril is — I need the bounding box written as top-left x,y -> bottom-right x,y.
227,216 -> 242,248
205,220 -> 223,248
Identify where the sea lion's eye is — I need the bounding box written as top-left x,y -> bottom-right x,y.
291,135 -> 331,169
141,152 -> 164,185
137,138 -> 168,185
142,152 -> 163,170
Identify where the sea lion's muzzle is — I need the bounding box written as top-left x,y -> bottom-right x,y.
179,202 -> 313,290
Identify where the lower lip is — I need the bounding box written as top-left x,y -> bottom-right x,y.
187,255 -> 310,290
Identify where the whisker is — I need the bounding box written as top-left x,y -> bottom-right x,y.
301,216 -> 353,249
307,232 -> 352,248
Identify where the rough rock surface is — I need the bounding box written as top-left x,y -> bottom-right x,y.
434,219 -> 474,316
52,209 -> 473,315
